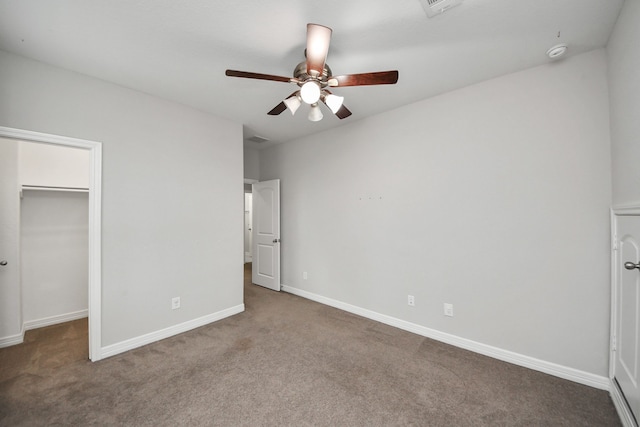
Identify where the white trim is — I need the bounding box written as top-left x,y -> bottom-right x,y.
0,327 -> 25,348
610,207 -> 619,382
0,310 -> 88,348
282,284 -> 610,391
613,205 -> 640,216
611,378 -> 637,427
100,304 -> 245,359
244,178 -> 258,185
0,126 -> 102,361
24,309 -> 88,331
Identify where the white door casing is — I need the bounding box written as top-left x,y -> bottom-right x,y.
244,193 -> 253,263
252,179 -> 280,291
612,211 -> 640,424
0,127 -> 102,361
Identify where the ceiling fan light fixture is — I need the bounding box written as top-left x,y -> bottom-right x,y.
284,95 -> 301,115
225,23 -> 398,123
308,103 -> 323,122
324,94 -> 344,114
300,81 -> 321,104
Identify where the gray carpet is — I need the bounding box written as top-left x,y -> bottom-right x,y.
0,264 -> 621,426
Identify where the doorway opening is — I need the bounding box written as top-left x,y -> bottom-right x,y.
0,127 -> 102,361
244,179 -> 257,273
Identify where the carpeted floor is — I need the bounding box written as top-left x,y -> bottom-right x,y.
0,264 -> 622,426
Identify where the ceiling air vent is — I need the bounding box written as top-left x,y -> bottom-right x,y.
246,135 -> 269,144
420,0 -> 464,18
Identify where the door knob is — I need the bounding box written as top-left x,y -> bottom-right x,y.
0,260 -> 7,266
624,261 -> 640,270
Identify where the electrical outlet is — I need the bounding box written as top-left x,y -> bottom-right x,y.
408,295 -> 415,306
172,297 -> 181,310
444,303 -> 453,317
303,271 -> 308,280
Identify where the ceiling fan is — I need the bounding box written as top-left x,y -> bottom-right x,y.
225,23 -> 399,122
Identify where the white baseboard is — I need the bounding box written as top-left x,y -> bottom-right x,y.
610,378 -> 637,427
100,304 -> 245,360
0,309 -> 89,348
24,309 -> 88,331
282,284 -> 610,391
0,327 -> 25,348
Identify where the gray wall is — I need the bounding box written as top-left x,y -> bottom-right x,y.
19,141 -> 90,326
21,191 -> 88,323
244,147 -> 260,181
608,0 -> 640,206
0,49 -> 243,347
260,49 -> 612,376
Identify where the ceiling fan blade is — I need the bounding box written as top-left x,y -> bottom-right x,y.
306,23 -> 332,76
334,104 -> 352,119
328,70 -> 399,87
267,101 -> 287,116
268,91 -> 300,116
225,69 -> 292,83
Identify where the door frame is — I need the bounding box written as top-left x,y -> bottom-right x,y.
0,126 -> 102,361
610,206 -> 640,427
244,179 -> 257,263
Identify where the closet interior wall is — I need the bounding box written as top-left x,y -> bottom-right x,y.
19,141 -> 90,329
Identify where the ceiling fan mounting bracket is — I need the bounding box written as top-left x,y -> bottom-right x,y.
293,61 -> 331,88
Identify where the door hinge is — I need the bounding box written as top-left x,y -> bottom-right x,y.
612,334 -> 617,352
613,234 -> 618,251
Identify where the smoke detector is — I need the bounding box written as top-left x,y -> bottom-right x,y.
420,0 -> 464,18
246,135 -> 269,144
546,44 -> 568,59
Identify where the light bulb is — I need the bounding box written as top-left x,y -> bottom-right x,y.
324,94 -> 344,114
284,96 -> 301,115
300,81 -> 321,104
308,103 -> 323,122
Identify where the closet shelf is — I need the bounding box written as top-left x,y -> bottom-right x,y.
21,185 -> 89,193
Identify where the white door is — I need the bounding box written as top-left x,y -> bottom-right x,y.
614,214 -> 640,421
252,179 -> 280,291
0,138 -> 22,342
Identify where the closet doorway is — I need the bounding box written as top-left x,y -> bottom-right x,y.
0,127 -> 102,361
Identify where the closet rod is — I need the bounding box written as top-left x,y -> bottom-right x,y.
21,185 -> 89,193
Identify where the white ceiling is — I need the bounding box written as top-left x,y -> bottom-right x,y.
0,0 -> 624,149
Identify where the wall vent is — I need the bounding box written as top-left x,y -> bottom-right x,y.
420,0 -> 464,18
246,135 -> 269,144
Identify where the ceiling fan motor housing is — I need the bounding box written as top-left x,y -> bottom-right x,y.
294,61 -> 332,87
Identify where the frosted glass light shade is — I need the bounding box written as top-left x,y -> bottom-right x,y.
284,96 -> 301,115
308,104 -> 323,122
306,24 -> 332,75
324,94 -> 344,114
300,81 -> 321,104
